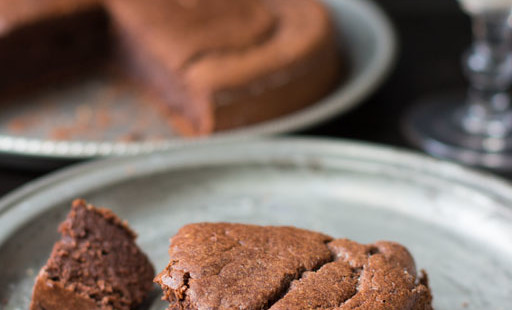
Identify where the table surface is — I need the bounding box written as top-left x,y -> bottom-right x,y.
0,0 -> 498,198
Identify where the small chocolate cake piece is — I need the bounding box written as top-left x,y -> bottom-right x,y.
0,0 -> 109,92
30,199 -> 155,310
156,223 -> 433,310
105,0 -> 341,135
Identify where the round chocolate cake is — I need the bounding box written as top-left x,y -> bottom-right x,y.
0,0 -> 342,136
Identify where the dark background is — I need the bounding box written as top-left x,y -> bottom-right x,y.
0,0 -> 476,197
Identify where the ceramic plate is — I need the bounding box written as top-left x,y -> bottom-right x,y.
0,139 -> 511,309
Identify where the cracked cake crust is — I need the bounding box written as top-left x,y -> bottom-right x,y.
155,223 -> 333,310
156,223 -> 433,310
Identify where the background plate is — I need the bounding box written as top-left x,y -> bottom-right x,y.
0,138 -> 511,309
0,0 -> 396,165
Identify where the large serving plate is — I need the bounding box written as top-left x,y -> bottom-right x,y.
0,139 -> 511,309
0,0 -> 396,166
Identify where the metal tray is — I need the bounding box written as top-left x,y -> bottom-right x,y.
0,0 -> 396,166
0,138 -> 511,309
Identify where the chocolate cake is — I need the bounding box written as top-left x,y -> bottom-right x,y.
156,223 -> 433,310
0,0 -> 109,92
30,199 -> 155,310
105,0 -> 341,135
1,0 -> 341,136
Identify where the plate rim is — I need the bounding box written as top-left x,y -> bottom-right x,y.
0,0 -> 397,160
2,137 -> 512,244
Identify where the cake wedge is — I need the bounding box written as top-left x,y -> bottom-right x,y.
30,199 -> 155,310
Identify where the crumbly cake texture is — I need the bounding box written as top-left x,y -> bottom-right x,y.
156,223 -> 433,310
30,199 -> 155,310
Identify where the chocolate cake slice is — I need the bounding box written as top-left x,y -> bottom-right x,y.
30,199 -> 155,310
156,223 -> 433,310
0,0 -> 109,92
105,0 -> 341,135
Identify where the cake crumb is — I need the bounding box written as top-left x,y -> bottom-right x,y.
25,268 -> 34,276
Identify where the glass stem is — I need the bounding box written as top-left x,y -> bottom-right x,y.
461,10 -> 512,137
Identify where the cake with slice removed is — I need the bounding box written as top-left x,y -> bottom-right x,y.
1,0 -> 342,136
155,223 -> 433,310
30,199 -> 155,310
105,0 -> 342,135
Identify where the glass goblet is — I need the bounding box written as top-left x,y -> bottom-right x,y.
403,2 -> 512,170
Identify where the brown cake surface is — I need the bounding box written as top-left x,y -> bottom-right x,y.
156,223 -> 433,310
0,0 -> 109,92
105,0 -> 341,135
30,199 -> 155,310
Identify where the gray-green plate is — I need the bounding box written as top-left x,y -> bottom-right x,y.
1,139 -> 511,309
0,0 -> 396,165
